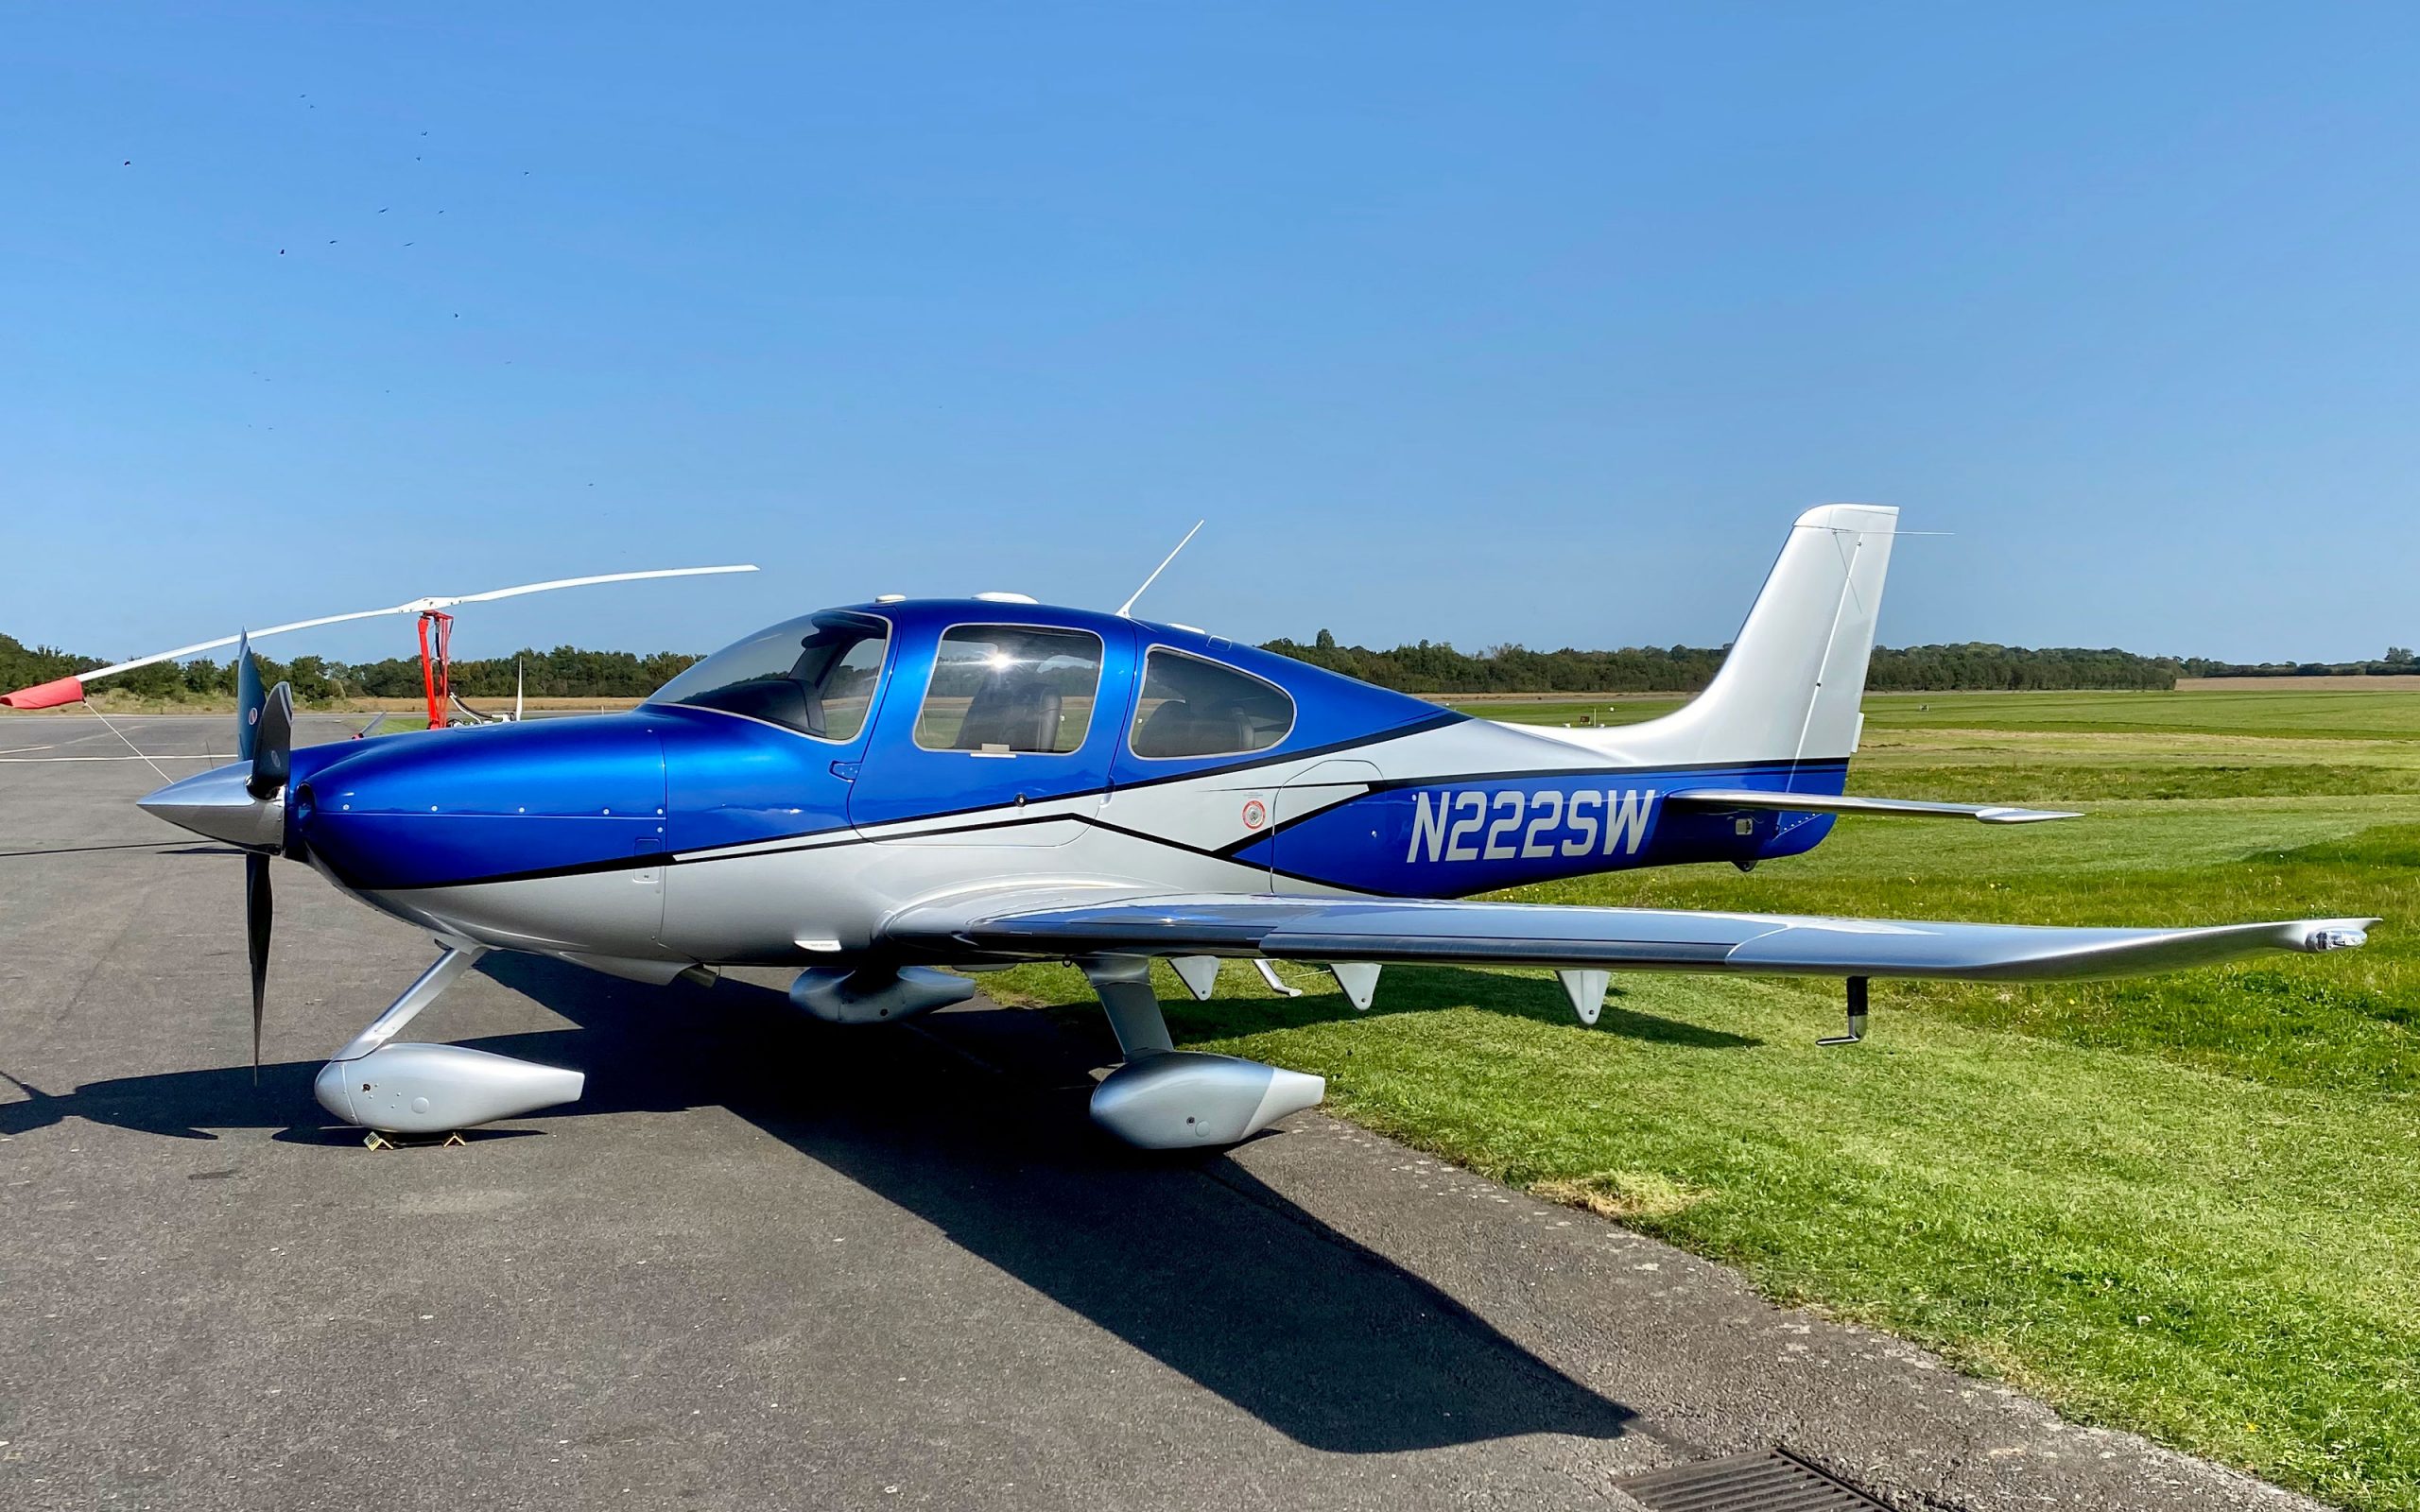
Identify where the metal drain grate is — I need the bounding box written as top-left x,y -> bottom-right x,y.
1618,1448 -> 1891,1511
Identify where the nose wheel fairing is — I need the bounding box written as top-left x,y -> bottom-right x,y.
315,1042 -> 584,1134
310,944 -> 584,1135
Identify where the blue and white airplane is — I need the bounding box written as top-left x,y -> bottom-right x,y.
136,506 -> 2376,1148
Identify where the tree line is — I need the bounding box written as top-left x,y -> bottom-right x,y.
0,632 -> 703,706
11,627 -> 2420,709
1262,629 -> 2191,693
2177,649 -> 2418,679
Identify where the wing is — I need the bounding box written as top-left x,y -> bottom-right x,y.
1664,790 -> 2079,824
882,889 -> 2374,983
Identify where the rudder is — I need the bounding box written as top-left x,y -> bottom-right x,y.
1612,504 -> 1897,765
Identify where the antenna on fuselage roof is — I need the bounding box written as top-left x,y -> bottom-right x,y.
1114,520 -> 1205,620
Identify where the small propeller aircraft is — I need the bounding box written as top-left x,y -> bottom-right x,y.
130,507 -> 2376,1148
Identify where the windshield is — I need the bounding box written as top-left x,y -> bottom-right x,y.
648,611 -> 889,740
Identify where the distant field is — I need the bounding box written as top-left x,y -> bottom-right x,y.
1453,696 -> 1687,728
1460,686 -> 2420,741
2183,675 -> 2420,691
1855,688 -> 2420,741
989,686 -> 2420,1510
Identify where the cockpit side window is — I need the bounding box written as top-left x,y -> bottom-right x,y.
913,625 -> 1103,755
648,612 -> 890,741
1128,647 -> 1295,759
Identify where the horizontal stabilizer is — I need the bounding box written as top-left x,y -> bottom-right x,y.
1667,789 -> 2080,824
883,891 -> 2375,985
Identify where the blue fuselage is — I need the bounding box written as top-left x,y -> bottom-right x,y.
283,600 -> 1845,911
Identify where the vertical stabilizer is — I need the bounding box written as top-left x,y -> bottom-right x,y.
1605,504 -> 1897,765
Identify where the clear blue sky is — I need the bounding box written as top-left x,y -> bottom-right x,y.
8,3 -> 2419,668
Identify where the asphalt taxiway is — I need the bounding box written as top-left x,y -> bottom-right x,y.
0,714 -> 2316,1510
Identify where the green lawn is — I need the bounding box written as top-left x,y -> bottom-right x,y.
1856,688 -> 2420,741
1456,696 -> 1687,728
985,687 -> 2420,1510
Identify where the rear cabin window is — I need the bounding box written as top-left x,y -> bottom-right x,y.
649,612 -> 889,741
1129,648 -> 1294,759
913,625 -> 1103,755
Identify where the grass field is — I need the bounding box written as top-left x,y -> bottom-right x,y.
983,688 -> 2420,1510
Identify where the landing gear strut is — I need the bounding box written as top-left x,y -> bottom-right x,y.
1079,955 -> 1323,1148
1817,975 -> 1871,1046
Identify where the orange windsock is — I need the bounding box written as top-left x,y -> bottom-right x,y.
0,675 -> 87,710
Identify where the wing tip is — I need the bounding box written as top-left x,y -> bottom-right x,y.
2294,918 -> 2379,953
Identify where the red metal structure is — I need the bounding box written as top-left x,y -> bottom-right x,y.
416,610 -> 457,730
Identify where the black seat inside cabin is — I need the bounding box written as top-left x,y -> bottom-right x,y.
1135,697 -> 1250,759
955,674 -> 1063,752
697,674 -> 824,737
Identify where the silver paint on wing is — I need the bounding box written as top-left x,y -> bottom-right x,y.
887,893 -> 2382,984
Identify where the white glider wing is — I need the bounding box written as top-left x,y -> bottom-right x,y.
883,892 -> 2374,982
0,565 -> 757,708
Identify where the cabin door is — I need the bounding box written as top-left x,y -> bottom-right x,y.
850,621 -> 1128,846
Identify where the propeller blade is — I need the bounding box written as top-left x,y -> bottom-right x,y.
244,850 -> 271,1082
238,643 -> 284,1080
235,633 -> 263,763
248,682 -> 293,799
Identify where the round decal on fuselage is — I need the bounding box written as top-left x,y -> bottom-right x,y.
1240,798 -> 1268,831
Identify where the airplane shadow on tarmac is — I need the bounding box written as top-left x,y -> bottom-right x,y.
2,956 -> 1665,1455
